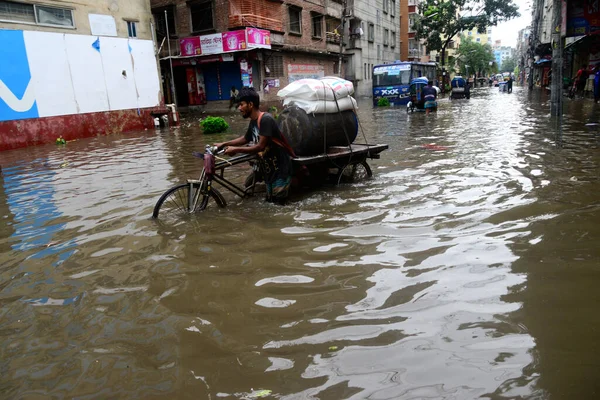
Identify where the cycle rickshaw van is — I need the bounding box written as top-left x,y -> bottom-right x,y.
450,76 -> 470,99
152,78 -> 389,219
406,77 -> 429,112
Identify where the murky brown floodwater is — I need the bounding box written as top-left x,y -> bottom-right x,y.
1,87 -> 600,399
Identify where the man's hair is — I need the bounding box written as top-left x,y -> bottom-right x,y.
238,87 -> 260,108
428,80 -> 433,85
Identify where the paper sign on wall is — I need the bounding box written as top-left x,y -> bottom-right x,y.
89,14 -> 117,37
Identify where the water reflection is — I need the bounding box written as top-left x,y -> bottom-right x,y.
0,87 -> 599,398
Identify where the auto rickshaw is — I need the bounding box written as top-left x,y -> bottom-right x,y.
450,76 -> 470,99
406,77 -> 429,113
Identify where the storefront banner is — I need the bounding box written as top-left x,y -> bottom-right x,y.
180,37 -> 201,56
223,30 -> 247,52
247,28 -> 271,49
201,33 -> 223,55
288,64 -> 325,82
566,0 -> 600,37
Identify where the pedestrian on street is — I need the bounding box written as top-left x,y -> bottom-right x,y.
422,80 -> 438,115
507,75 -> 513,93
575,65 -> 589,98
215,87 -> 293,204
229,86 -> 239,110
594,65 -> 600,103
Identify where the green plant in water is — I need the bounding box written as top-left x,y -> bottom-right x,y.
377,97 -> 390,107
268,106 -> 279,119
200,116 -> 229,134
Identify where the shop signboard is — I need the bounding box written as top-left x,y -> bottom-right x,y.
180,37 -> 201,56
223,30 -> 247,52
566,0 -> 600,37
247,28 -> 271,49
288,64 -> 325,82
201,33 -> 223,55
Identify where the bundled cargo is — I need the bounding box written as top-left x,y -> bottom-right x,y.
277,76 -> 354,101
278,106 -> 358,156
282,96 -> 358,114
278,77 -> 357,115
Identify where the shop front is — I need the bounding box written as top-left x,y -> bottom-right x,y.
161,28 -> 271,107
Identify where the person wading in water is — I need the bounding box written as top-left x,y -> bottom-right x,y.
215,87 -> 294,204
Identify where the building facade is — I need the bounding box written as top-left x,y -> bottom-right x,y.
0,0 -> 164,151
402,0 -> 429,62
152,0 -> 399,104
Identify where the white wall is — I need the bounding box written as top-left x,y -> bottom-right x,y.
5,30 -> 160,121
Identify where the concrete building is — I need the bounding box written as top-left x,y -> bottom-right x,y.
345,0 -> 401,97
462,27 -> 490,46
493,44 -> 514,70
151,0 -> 399,104
0,0 -> 165,151
401,0 -> 429,62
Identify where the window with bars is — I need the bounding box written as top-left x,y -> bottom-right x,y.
190,0 -> 214,32
288,6 -> 302,34
265,54 -> 284,76
325,16 -> 341,43
390,0 -> 396,17
153,6 -> 176,38
368,23 -> 374,42
383,29 -> 389,46
311,12 -> 322,38
0,1 -> 73,27
390,30 -> 395,48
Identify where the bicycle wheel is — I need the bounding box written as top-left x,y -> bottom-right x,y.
339,160 -> 373,183
152,183 -> 226,219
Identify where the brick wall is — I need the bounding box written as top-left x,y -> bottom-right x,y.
283,0 -> 330,52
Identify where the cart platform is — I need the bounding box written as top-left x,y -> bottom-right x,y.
291,143 -> 388,166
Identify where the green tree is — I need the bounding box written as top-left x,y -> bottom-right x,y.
413,0 -> 519,88
455,37 -> 495,77
500,57 -> 517,73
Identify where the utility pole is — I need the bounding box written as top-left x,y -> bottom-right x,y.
338,0 -> 346,77
550,0 -> 563,117
165,10 -> 177,107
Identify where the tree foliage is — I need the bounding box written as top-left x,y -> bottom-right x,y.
500,57 -> 517,73
414,0 -> 520,60
455,37 -> 495,77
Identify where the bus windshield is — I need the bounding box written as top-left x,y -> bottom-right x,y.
373,64 -> 412,86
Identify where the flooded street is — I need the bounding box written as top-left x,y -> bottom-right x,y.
1,87 -> 600,399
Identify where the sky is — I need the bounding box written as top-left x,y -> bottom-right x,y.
491,0 -> 533,47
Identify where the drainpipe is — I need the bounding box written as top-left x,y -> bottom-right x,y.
338,0 -> 347,77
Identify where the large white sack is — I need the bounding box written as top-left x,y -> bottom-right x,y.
283,96 -> 358,114
278,77 -> 355,101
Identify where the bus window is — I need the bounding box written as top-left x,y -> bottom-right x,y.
373,65 -> 411,86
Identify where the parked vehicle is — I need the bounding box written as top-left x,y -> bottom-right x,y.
450,76 -> 470,99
